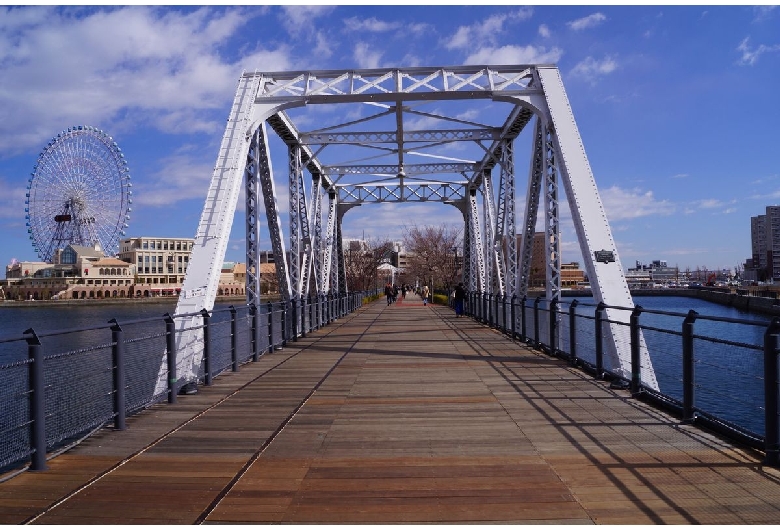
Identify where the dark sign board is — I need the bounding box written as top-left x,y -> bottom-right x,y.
594,250 -> 615,264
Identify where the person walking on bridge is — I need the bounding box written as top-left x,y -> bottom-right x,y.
385,282 -> 394,306
454,282 -> 466,317
422,285 -> 430,306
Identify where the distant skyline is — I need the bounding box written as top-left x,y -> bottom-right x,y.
1,5 -> 779,274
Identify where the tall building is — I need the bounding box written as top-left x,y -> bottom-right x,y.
516,232 -> 584,288
749,207 -> 780,281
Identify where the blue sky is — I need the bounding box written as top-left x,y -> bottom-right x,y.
1,5 -> 779,275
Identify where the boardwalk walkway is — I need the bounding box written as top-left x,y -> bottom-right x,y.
2,294 -> 780,524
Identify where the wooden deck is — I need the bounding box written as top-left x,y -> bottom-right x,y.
2,294 -> 780,524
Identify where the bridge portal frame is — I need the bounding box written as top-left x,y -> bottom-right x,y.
154,65 -> 658,397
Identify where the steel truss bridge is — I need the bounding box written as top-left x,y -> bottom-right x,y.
154,65 -> 658,395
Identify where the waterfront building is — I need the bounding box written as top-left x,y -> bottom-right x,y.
626,260 -> 682,288
3,236 -> 255,301
2,243 -> 134,300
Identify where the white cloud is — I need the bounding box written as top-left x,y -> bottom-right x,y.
753,6 -> 777,23
445,8 -> 533,51
464,44 -> 563,66
599,186 -> 675,221
570,56 -> 618,84
279,5 -> 334,35
538,24 -> 550,38
343,16 -> 402,33
0,6 -> 292,156
353,42 -> 383,69
566,13 -> 607,31
737,36 -> 780,66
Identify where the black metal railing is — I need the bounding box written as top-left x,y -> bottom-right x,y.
465,291 -> 779,466
0,291 -> 370,473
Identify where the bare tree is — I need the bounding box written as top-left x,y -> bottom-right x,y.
402,224 -> 462,292
344,238 -> 394,292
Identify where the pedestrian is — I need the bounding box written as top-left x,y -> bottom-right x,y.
422,285 -> 429,306
384,282 -> 393,306
454,282 -> 466,317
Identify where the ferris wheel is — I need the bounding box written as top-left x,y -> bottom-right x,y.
25,126 -> 132,262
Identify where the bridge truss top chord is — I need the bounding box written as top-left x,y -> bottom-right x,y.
154,64 -> 659,399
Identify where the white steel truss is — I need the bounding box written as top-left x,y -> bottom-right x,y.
156,65 -> 659,397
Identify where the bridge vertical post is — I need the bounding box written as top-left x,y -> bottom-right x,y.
533,297 -> 541,348
521,295 -> 527,342
201,309 -> 212,386
109,319 -> 126,431
549,298 -> 558,356
164,314 -> 177,404
568,300 -> 579,367
511,295 -> 517,340
230,306 -> 238,372
267,302 -> 274,353
764,317 -> 780,467
24,328 -> 47,471
682,310 -> 698,422
630,306 -> 643,396
595,302 -> 605,378
251,303 -> 259,362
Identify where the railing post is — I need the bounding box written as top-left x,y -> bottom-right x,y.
24,328 -> 47,471
301,296 -> 308,338
109,319 -> 126,431
682,310 -> 698,422
281,300 -> 288,346
630,306 -> 643,396
250,303 -> 259,362
511,295 -> 517,339
164,313 -> 177,404
308,294 -> 314,332
482,292 -> 488,324
568,300 -> 579,367
267,302 -> 274,353
230,305 -> 238,372
764,317 -> 780,467
520,295 -> 527,342
533,297 -> 541,348
502,294 -> 508,333
201,309 -> 212,386
595,302 -> 605,378
290,298 -> 298,342
549,298 -> 558,355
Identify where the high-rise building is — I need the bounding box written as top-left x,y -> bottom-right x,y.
749,207 -> 780,281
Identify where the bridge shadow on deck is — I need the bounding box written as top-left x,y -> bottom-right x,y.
2,298 -> 780,524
